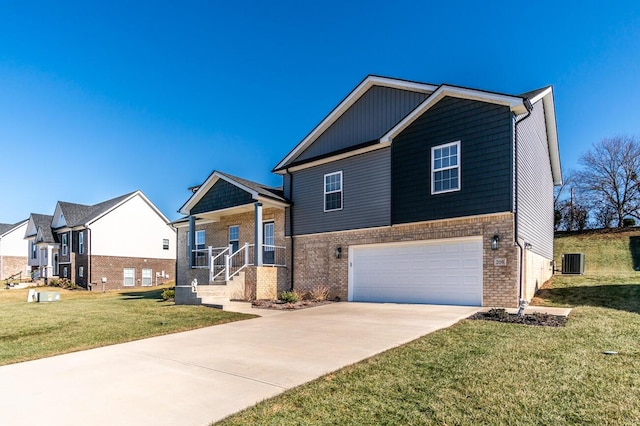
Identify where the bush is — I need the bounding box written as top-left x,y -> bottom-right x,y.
623,218 -> 636,227
309,285 -> 330,301
161,288 -> 175,301
49,278 -> 77,290
279,291 -> 298,303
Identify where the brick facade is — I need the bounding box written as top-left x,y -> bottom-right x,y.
291,213 -> 522,307
89,255 -> 175,291
1,256 -> 28,280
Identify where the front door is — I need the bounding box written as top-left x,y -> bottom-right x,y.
263,222 -> 275,264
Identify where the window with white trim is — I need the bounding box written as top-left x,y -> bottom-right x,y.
78,266 -> 84,278
324,171 -> 343,211
195,230 -> 205,258
229,226 -> 239,253
61,233 -> 68,256
123,268 -> 135,286
31,241 -> 37,259
432,141 -> 461,194
79,232 -> 84,254
63,266 -> 68,278
162,238 -> 169,250
142,269 -> 152,286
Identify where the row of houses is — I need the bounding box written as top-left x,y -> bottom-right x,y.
2,75 -> 561,308
0,191 -> 175,290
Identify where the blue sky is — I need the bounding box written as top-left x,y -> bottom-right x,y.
1,1 -> 639,224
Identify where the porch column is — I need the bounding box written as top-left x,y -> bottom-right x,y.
188,215 -> 195,267
254,202 -> 263,266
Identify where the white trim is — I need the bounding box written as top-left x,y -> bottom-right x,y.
61,233 -> 68,256
431,141 -> 461,195
87,191 -> 171,226
381,85 -> 527,144
274,76 -> 437,170
539,88 -> 562,185
323,171 -> 343,212
79,231 -> 84,255
78,266 -> 84,278
0,220 -> 28,238
141,268 -> 153,286
228,225 -> 239,251
275,142 -> 390,175
123,268 -> 135,287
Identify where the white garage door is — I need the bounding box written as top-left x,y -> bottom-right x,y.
349,237 -> 483,306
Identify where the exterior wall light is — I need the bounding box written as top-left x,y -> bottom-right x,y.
335,246 -> 342,259
491,235 -> 500,250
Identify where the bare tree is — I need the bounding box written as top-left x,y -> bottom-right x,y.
554,171 -> 591,231
576,136 -> 640,227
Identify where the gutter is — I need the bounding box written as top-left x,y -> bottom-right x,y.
514,99 -> 533,307
286,169 -> 295,291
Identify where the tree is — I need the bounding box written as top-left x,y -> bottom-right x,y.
554,171 -> 591,231
576,136 -> 640,227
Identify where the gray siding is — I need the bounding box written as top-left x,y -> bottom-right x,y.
288,148 -> 391,235
293,86 -> 428,163
191,179 -> 254,214
392,97 -> 513,223
516,101 -> 554,260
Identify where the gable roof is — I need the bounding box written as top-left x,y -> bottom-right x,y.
179,171 -> 288,216
25,214 -> 55,243
273,75 -> 438,172
0,220 -> 27,237
273,75 -> 561,185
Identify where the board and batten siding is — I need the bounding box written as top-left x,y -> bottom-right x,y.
391,96 -> 513,224
191,179 -> 254,214
292,86 -> 428,163
287,148 -> 391,236
516,101 -> 554,260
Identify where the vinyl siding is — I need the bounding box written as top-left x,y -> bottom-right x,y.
392,97 -> 513,224
288,148 -> 390,235
292,86 -> 428,163
516,101 -> 554,260
191,179 -> 254,214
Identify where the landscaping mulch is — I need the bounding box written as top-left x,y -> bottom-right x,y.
468,308 -> 567,327
251,299 -> 334,310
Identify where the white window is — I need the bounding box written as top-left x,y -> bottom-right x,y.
142,269 -> 152,286
61,233 -> 68,256
31,241 -> 37,259
79,232 -> 84,254
324,171 -> 343,211
195,230 -> 206,258
78,266 -> 84,278
123,268 -> 135,286
229,225 -> 239,252
432,141 -> 461,194
63,266 -> 68,278
162,238 -> 169,250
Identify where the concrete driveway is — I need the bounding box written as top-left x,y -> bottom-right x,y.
0,302 -> 478,426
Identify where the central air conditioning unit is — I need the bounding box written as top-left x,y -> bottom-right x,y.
562,253 -> 585,275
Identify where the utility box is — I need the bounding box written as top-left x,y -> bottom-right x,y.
562,253 -> 585,275
37,292 -> 61,302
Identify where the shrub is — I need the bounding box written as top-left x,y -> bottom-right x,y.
49,278 -> 77,290
279,291 -> 298,303
623,218 -> 636,227
161,288 -> 175,301
309,285 -> 330,301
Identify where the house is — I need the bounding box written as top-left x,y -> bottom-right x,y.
0,220 -> 29,280
175,75 -> 560,307
25,191 -> 176,290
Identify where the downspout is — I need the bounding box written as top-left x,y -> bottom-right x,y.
514,99 -> 533,307
286,169 -> 295,291
88,227 -> 92,290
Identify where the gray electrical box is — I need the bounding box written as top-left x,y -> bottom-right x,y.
37,292 -> 61,302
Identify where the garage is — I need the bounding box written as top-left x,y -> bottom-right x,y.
348,237 -> 483,306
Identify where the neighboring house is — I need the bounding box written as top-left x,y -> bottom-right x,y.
0,220 -> 29,280
176,75 -> 561,308
25,191 -> 176,290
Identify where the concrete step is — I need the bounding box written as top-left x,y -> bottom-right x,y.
200,296 -> 231,309
196,285 -> 228,299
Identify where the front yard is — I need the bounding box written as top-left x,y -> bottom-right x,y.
218,230 -> 640,425
0,284 -> 254,366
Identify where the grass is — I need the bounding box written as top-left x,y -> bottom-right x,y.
218,229 -> 640,425
0,284 -> 254,366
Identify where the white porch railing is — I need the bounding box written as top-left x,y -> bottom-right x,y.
193,243 -> 287,283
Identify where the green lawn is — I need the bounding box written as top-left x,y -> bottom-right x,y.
218,230 -> 640,425
0,284 -> 254,366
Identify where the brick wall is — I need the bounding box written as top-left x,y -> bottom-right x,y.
291,213 -> 521,307
1,256 -> 28,280
89,255 -> 175,291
